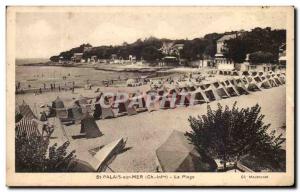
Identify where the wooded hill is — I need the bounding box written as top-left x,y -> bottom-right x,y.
50,27 -> 286,64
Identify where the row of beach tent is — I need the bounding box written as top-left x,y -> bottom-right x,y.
50,70 -> 286,126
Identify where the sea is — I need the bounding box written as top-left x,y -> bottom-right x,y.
15,58 -> 150,89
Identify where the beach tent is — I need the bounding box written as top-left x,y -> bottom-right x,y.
80,112 -> 103,138
69,138 -> 126,172
50,96 -> 65,117
71,103 -> 84,123
242,71 -> 250,76
124,100 -> 137,116
18,100 -> 37,120
190,87 -> 210,105
101,106 -> 115,119
93,93 -> 103,120
101,95 -> 115,119
242,76 -> 262,91
265,75 -> 279,87
253,75 -> 272,89
176,89 -> 191,107
145,89 -> 161,112
159,85 -> 180,109
185,81 -> 197,92
56,108 -> 68,119
57,107 -> 75,125
75,95 -> 94,114
112,95 -> 128,117
129,93 -> 148,112
231,70 -> 240,76
93,103 -> 102,120
212,81 -> 231,99
220,80 -> 240,97
199,83 -> 221,101
52,96 -> 65,108
276,73 -> 286,84
156,130 -> 217,172
16,118 -> 42,138
230,78 -> 250,95
271,74 -> 283,85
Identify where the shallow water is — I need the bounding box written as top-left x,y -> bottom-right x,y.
16,65 -> 150,89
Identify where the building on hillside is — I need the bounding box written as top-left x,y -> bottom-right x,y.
111,54 -> 118,60
278,43 -> 286,65
215,33 -> 238,70
170,44 -> 184,55
160,42 -> 175,55
110,54 -> 124,64
129,55 -> 137,62
58,56 -> 64,64
72,53 -> 83,63
83,44 -> 93,52
160,42 -> 184,56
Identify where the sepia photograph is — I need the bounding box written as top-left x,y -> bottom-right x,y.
6,6 -> 294,186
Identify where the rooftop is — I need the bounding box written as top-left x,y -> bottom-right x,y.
217,34 -> 237,42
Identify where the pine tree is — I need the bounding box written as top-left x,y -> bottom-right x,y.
185,102 -> 285,171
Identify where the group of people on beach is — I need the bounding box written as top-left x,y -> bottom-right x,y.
16,81 -> 76,95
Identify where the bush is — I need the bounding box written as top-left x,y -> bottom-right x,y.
15,132 -> 76,172
185,102 -> 285,171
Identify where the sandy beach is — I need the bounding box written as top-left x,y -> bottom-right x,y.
16,84 -> 286,172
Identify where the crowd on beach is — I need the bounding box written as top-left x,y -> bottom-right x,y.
16,80 -> 77,95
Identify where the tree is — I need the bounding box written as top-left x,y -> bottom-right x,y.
181,38 -> 209,61
249,51 -> 274,64
223,28 -> 286,63
223,38 -> 248,63
185,102 -> 285,171
49,55 -> 60,62
141,46 -> 163,62
15,131 -> 76,172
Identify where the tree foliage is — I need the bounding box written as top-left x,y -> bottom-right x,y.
185,102 -> 285,171
249,51 -> 274,64
49,27 -> 286,64
224,27 -> 286,63
15,132 -> 76,172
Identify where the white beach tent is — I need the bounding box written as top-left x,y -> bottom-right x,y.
69,138 -> 126,172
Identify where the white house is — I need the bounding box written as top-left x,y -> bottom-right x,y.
215,33 -> 238,70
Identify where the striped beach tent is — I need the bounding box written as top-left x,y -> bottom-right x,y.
15,118 -> 42,138
18,100 -> 37,120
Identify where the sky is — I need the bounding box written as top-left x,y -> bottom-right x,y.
15,7 -> 289,59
